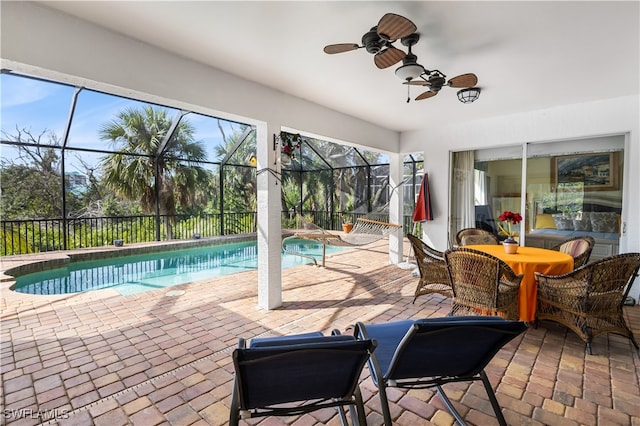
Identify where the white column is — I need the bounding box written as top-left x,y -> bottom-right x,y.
388,153 -> 404,264
256,123 -> 282,310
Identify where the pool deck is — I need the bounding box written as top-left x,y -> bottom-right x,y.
1,238 -> 639,425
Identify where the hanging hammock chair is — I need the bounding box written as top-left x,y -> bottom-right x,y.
282,215 -> 402,266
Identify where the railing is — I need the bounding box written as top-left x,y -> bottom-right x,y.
1,211 -> 417,256
0,213 -> 257,256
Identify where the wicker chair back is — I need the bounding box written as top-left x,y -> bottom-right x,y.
455,228 -> 495,246
444,248 -> 523,320
536,252 -> 640,354
550,236 -> 596,268
407,234 -> 452,303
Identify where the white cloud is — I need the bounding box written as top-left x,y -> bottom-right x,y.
0,77 -> 57,108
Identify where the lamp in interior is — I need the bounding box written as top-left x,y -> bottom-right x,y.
457,87 -> 481,103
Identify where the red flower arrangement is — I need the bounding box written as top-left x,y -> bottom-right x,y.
279,132 -> 302,159
498,210 -> 522,240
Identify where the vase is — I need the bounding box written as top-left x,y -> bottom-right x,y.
342,223 -> 353,233
503,238 -> 518,254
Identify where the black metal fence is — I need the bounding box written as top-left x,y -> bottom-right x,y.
1,211 -> 417,256
0,213 -> 255,256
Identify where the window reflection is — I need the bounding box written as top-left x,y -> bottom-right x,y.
451,137 -> 624,259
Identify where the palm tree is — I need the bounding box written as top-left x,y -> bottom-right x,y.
212,123 -> 257,233
99,106 -> 210,239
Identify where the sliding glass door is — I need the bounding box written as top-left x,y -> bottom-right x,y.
525,137 -> 624,260
449,147 -> 522,248
450,136 -> 624,260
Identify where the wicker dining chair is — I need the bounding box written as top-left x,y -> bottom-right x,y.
407,234 -> 452,303
460,234 -> 500,246
455,228 -> 495,246
549,236 -> 595,268
536,252 -> 640,355
444,248 -> 523,321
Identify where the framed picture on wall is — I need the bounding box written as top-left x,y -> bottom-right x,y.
551,152 -> 618,191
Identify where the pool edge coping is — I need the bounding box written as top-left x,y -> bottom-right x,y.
0,233 -> 278,286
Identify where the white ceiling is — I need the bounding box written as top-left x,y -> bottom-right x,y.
39,1 -> 639,133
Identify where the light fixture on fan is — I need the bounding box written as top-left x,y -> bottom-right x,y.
457,87 -> 481,103
394,33 -> 423,82
395,63 -> 425,81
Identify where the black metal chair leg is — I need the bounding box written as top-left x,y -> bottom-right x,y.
436,385 -> 468,426
353,387 -> 367,426
479,370 -> 508,426
337,406 -> 348,426
377,382 -> 393,426
228,378 -> 240,426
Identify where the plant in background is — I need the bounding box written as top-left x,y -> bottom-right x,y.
498,210 -> 522,241
279,132 -> 302,159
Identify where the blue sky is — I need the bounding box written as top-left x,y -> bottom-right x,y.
1,72 -> 247,171
1,72 -> 420,175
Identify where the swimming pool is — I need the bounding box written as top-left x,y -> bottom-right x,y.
12,239 -> 345,296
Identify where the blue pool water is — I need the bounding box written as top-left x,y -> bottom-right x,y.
13,239 -> 344,296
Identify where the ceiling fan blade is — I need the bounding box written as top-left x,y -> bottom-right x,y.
377,13 -> 417,40
403,80 -> 430,86
323,43 -> 360,54
416,91 -> 439,101
448,73 -> 478,88
374,46 -> 406,69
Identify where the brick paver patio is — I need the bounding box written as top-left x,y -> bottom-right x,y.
1,239 -> 639,425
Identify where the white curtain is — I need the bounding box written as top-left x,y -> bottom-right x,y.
450,151 -> 476,247
474,169 -> 488,205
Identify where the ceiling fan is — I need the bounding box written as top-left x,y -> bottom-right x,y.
323,13 -> 417,69
404,70 -> 479,102
395,34 -> 479,102
324,13 -> 480,103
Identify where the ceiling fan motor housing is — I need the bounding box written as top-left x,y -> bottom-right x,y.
362,28 -> 383,54
429,74 -> 446,91
403,53 -> 418,65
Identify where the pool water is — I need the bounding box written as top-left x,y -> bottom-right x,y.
12,239 -> 345,296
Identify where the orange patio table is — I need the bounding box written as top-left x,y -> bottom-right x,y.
465,245 -> 574,322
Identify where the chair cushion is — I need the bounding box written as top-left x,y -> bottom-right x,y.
559,240 -> 590,257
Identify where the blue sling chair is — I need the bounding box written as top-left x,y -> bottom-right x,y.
354,316 -> 527,426
229,331 -> 376,426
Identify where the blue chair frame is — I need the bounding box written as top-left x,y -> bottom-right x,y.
230,331 -> 375,426
354,316 -> 527,426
